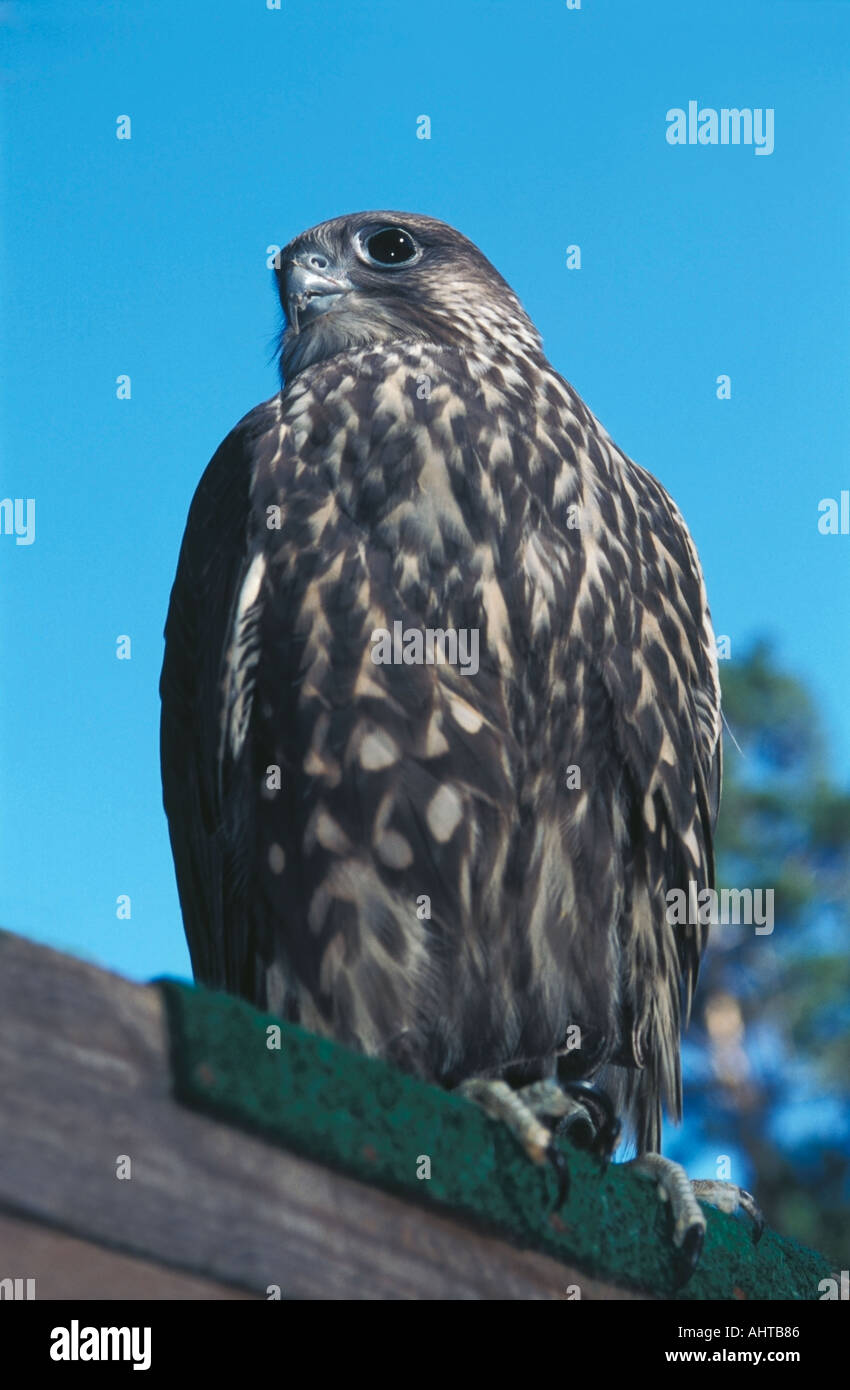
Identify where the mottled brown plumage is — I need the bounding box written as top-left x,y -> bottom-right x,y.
160,211 -> 720,1154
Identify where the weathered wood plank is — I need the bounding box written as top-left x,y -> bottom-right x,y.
0,1212 -> 257,1300
0,931 -> 646,1299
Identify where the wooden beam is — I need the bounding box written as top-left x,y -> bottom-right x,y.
0,931 -> 647,1300
0,1212 -> 256,1300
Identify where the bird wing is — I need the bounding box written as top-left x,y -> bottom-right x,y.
568,429 -> 721,1150
160,400 -> 274,994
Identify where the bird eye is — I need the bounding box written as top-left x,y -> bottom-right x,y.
363,226 -> 418,266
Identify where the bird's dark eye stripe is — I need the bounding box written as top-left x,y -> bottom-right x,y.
364,227 -> 418,265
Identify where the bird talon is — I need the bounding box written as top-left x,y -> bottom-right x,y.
546,1142 -> 570,1209
741,1190 -> 765,1244
675,1223 -> 705,1286
690,1178 -> 765,1246
560,1082 -> 621,1161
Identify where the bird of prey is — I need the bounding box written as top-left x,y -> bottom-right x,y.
160,211 -> 761,1272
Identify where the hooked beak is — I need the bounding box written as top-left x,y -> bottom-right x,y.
285,259 -> 350,331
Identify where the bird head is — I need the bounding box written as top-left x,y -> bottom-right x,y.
276,211 -> 542,381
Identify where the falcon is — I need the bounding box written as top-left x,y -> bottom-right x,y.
160,211 -> 762,1274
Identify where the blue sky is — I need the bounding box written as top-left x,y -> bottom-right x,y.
1,0 -> 848,989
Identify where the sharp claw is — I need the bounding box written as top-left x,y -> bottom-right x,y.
597,1113 -> 621,1163
546,1141 -> 570,1209
563,1080 -> 611,1114
743,1193 -> 766,1245
562,1082 -> 621,1161
675,1223 -> 705,1286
